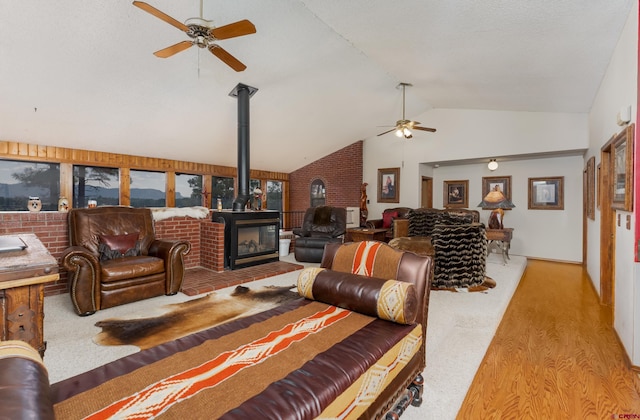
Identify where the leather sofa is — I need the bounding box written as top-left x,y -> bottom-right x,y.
292,206 -> 347,262
0,340 -> 54,420
365,206 -> 412,241
0,241 -> 434,419
61,206 -> 191,316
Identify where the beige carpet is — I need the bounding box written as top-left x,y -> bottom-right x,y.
43,252 -> 526,419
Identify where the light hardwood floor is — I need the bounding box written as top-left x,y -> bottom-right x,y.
458,260 -> 640,419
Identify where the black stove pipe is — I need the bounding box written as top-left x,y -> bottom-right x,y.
229,83 -> 258,211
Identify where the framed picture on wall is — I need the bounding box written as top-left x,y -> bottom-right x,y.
378,167 -> 400,203
481,176 -> 512,209
443,180 -> 469,208
528,177 -> 564,210
612,124 -> 634,211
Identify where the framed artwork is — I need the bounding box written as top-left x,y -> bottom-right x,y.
443,180 -> 469,208
378,167 -> 400,203
528,177 -> 564,210
586,156 -> 595,220
481,176 -> 512,209
612,124 -> 634,211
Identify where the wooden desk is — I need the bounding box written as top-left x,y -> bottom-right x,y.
485,228 -> 513,264
0,234 -> 59,356
346,228 -> 389,243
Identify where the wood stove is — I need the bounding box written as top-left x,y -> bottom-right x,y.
212,210 -> 280,269
214,83 -> 281,270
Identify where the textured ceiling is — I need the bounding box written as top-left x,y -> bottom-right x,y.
0,0 -> 634,172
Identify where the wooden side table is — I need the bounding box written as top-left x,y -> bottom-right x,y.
485,228 -> 513,264
0,234 -> 59,357
346,228 -> 389,242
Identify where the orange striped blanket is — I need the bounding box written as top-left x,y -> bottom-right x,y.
52,298 -> 421,419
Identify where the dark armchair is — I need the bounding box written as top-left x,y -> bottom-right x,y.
61,206 -> 191,316
292,206 -> 347,262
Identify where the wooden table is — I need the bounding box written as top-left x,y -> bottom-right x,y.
485,228 -> 513,264
0,234 -> 59,356
346,228 -> 389,242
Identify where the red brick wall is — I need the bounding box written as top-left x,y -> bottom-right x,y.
0,211 -> 224,297
289,141 -> 363,211
0,212 -> 70,296
200,221 -> 225,271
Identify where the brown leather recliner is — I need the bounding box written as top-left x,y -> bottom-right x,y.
61,206 -> 191,316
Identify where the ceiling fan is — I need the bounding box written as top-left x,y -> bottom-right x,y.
377,82 -> 436,139
132,1 -> 256,72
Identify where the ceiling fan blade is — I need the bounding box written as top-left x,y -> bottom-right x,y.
211,19 -> 256,40
133,1 -> 189,32
208,45 -> 247,71
413,126 -> 437,133
377,128 -> 397,136
153,40 -> 193,58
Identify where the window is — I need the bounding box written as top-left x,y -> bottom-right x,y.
176,173 -> 202,207
211,176 -> 235,209
0,159 -> 60,211
266,180 -> 283,211
130,170 -> 166,208
73,165 -> 119,208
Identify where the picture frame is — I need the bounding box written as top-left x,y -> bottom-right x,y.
612,124 -> 634,211
481,176 -> 512,209
528,176 -> 564,210
586,156 -> 595,220
443,180 -> 469,208
378,167 -> 400,203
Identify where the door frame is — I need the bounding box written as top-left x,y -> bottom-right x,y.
600,138 -> 615,307
421,176 -> 433,208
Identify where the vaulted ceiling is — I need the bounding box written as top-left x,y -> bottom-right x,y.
0,1 -> 634,172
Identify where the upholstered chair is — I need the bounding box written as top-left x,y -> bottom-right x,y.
365,207 -> 412,241
431,222 -> 488,289
292,206 -> 347,262
61,206 -> 191,316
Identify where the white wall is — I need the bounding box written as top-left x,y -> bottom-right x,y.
362,108 -> 588,262
430,156 -> 583,262
587,3 -> 638,364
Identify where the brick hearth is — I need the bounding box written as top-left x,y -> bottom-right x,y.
180,261 -> 304,296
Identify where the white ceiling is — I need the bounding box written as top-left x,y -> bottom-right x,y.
0,1 -> 634,173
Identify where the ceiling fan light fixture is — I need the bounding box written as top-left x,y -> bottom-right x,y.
376,82 -> 436,137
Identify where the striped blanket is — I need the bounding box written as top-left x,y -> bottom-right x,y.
53,298 -> 422,419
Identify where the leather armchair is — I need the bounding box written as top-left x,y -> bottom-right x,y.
292,206 -> 346,262
365,207 -> 412,241
61,206 -> 191,316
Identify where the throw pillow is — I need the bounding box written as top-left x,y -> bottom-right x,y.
297,267 -> 417,325
99,233 -> 140,261
382,210 -> 399,229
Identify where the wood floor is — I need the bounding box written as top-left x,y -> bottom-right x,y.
457,260 -> 640,419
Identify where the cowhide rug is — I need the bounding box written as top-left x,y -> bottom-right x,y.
94,285 -> 299,350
